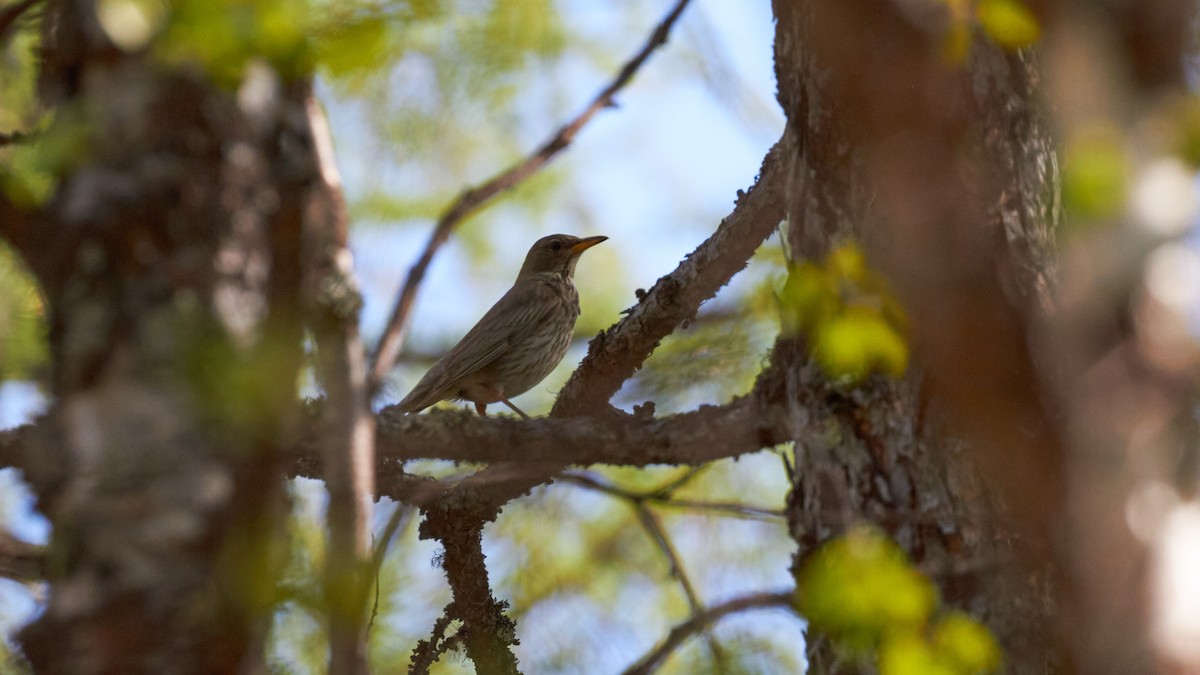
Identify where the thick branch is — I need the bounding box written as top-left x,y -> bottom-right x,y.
8,395 -> 793,494
551,140 -> 786,416
422,518 -> 520,674
367,0 -> 695,391
368,395 -> 789,467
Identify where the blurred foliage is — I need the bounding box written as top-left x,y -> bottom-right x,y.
1062,125 -> 1129,221
798,526 -> 1002,675
0,244 -> 45,382
626,310 -> 770,410
974,0 -> 1040,50
1157,95 -> 1200,170
1,105 -> 91,209
156,0 -> 447,84
939,0 -> 1040,64
780,243 -> 909,385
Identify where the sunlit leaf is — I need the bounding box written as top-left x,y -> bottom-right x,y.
814,307 -> 909,383
797,526 -> 937,651
879,633 -> 957,675
933,612 -> 1004,673
779,262 -> 837,336
1062,126 -> 1128,220
976,0 -> 1041,50
0,242 -> 46,381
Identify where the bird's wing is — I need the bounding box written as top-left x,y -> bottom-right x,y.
398,279 -> 564,412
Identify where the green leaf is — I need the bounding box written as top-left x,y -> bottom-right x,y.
797,527 -> 937,651
976,0 -> 1041,50
779,262 -> 837,336
933,612 -> 1004,673
814,307 -> 909,383
0,243 -> 46,381
317,17 -> 389,76
1063,126 -> 1128,220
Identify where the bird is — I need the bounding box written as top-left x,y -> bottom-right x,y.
397,233 -> 607,419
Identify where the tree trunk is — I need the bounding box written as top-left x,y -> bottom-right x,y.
15,2 -> 324,671
771,1 -> 1067,671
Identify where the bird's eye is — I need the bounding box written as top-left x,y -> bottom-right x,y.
550,241 -> 563,251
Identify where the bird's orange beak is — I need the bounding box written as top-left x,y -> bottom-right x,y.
570,235 -> 608,255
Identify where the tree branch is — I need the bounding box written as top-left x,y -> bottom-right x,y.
302,97 -> 376,675
560,471 -> 786,522
366,394 -> 789,468
621,590 -> 797,675
0,530 -> 43,582
421,517 -> 520,674
551,139 -> 787,417
367,0 -> 696,391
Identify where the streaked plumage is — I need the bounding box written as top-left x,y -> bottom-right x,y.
398,234 -> 606,418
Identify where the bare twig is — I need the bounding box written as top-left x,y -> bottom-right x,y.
632,504 -> 729,671
559,471 -> 785,522
367,0 -> 696,392
621,590 -> 797,675
560,464 -> 727,671
366,502 -> 415,638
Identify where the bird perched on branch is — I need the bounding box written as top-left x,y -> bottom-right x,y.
397,233 -> 607,419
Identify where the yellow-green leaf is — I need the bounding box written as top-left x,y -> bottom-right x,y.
1063,126 -> 1128,220
879,634 -> 957,675
933,612 -> 1004,673
977,0 -> 1041,50
797,527 -> 937,651
318,17 -> 388,76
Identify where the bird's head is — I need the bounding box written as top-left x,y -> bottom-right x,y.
517,234 -> 607,280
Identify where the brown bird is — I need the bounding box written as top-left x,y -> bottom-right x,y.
397,233 -> 607,419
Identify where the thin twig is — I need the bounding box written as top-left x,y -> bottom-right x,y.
367,0 -> 695,392
559,471 -> 786,522
409,612 -> 456,675
366,501 -> 415,637
632,504 -> 730,670
622,591 -> 797,675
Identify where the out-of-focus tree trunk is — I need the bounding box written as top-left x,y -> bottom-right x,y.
770,1 -> 1067,671
12,2 -> 325,671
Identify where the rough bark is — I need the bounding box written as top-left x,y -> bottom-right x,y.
771,1 -> 1067,671
10,1 -> 324,671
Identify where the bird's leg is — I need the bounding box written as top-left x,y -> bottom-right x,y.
474,401 -> 488,416
477,385 -> 531,419
499,397 -> 531,420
